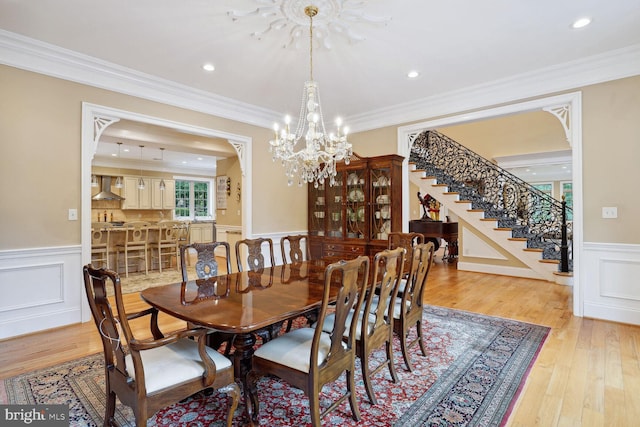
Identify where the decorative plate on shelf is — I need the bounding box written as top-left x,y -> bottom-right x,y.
348,188 -> 365,202
357,206 -> 365,222
347,173 -> 359,185
381,205 -> 390,219
381,220 -> 391,233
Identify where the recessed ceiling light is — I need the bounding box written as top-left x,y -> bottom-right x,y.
202,63 -> 215,72
182,160 -> 187,164
407,70 -> 419,78
572,17 -> 592,29
197,157 -> 203,161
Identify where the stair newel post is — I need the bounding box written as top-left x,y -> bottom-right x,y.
560,195 -> 569,273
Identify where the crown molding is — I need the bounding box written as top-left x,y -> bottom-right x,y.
2,29 -> 639,133
0,29 -> 280,129
347,43 -> 640,132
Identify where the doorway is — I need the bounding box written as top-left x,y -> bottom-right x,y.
397,91 -> 583,317
80,102 -> 253,321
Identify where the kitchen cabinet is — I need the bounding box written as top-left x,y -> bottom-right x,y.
121,176 -> 152,209
189,222 -> 214,243
308,153 -> 403,260
151,178 -> 175,210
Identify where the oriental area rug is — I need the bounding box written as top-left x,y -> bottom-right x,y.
0,306 -> 549,426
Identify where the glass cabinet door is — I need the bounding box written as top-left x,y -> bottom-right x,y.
344,169 -> 367,240
309,181 -> 325,237
326,171 -> 344,238
370,166 -> 392,240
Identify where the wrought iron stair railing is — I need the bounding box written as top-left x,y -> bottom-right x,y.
409,130 -> 572,272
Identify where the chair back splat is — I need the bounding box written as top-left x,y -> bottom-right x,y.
235,237 -> 276,272
83,265 -> 239,427
247,256 -> 370,426
280,234 -> 310,264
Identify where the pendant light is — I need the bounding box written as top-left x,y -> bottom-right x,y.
159,148 -> 166,191
137,145 -> 145,190
91,174 -> 99,187
114,142 -> 123,188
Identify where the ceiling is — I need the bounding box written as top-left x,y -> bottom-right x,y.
2,0 -> 639,174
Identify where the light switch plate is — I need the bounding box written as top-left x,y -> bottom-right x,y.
68,208 -> 78,220
602,207 -> 618,218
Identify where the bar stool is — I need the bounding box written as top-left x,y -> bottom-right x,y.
150,220 -> 186,273
91,222 -> 111,269
115,221 -> 150,277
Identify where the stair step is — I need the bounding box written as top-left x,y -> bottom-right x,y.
553,271 -> 573,277
480,217 -> 498,221
539,259 -> 560,264
494,227 -> 512,231
508,237 -> 528,241
455,200 -> 472,204
433,184 -> 448,187
524,248 -> 544,253
443,191 -> 459,195
468,209 -> 484,213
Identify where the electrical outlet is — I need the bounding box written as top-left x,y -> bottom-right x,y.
602,207 -> 618,218
68,209 -> 78,221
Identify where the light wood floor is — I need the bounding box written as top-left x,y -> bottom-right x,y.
1,260 -> 639,426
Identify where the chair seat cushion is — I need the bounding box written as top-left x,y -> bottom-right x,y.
253,327 -> 332,373
316,310 -> 376,339
125,338 -> 232,394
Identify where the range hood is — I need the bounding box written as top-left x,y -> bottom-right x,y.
92,176 -> 125,201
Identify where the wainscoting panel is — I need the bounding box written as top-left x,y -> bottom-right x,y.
0,245 -> 83,340
583,242 -> 640,326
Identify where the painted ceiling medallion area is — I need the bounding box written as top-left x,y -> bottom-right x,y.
228,0 -> 391,49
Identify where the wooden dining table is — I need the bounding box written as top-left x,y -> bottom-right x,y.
140,258 -> 342,422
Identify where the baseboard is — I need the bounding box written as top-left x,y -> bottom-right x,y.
457,261 -> 546,281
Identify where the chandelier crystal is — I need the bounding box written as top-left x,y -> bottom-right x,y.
269,5 -> 352,188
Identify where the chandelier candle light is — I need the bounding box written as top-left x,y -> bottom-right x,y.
269,5 -> 352,188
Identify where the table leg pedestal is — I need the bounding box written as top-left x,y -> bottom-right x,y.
232,332 -> 259,423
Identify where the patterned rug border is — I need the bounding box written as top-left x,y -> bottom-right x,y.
1,306 -> 550,427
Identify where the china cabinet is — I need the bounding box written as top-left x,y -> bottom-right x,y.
308,153 -> 403,260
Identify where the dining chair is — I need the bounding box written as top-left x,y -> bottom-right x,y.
150,220 -> 186,273
280,234 -> 311,264
235,237 -> 276,272
247,255 -> 370,426
392,241 -> 436,372
280,234 -> 314,331
180,242 -> 236,355
318,247 -> 405,404
115,220 -> 150,277
91,222 -> 111,269
388,231 -> 425,290
82,265 -> 240,427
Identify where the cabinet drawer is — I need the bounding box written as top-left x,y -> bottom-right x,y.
323,243 -> 365,255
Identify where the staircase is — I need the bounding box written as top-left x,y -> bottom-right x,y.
408,130 -> 572,284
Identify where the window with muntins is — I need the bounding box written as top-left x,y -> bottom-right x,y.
174,179 -> 213,220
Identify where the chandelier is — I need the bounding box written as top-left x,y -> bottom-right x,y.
269,5 -> 352,188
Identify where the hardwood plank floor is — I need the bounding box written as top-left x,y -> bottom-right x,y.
1,259 -> 639,426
